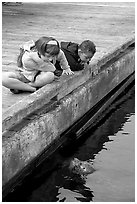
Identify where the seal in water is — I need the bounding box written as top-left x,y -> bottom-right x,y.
69,158 -> 95,176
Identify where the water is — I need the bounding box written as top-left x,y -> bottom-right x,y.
4,84 -> 135,202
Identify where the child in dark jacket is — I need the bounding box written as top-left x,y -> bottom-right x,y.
54,40 -> 96,76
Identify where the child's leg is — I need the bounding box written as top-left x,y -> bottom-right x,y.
2,72 -> 36,92
29,72 -> 54,88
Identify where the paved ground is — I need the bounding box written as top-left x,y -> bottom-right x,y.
2,2 -> 135,113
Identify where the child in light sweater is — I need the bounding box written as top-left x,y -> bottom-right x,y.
2,36 -> 73,93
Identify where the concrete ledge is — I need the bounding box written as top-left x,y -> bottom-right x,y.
2,36 -> 135,188
2,36 -> 135,133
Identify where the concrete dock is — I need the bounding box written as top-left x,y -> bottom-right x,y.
2,2 -> 135,197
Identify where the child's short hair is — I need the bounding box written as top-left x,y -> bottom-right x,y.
35,36 -> 60,56
79,40 -> 96,55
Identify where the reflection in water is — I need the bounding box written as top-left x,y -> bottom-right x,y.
4,85 -> 135,202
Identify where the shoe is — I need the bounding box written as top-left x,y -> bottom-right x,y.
10,89 -> 24,94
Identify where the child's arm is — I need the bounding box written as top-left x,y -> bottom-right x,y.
57,50 -> 74,75
28,52 -> 56,72
37,61 -> 56,72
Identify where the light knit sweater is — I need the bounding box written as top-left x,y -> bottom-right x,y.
19,40 -> 70,82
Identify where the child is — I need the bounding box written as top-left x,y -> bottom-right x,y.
54,40 -> 96,76
2,36 -> 74,94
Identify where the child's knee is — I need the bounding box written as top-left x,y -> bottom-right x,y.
2,72 -> 10,85
48,72 -> 55,81
42,72 -> 54,82
31,72 -> 55,87
2,72 -> 17,86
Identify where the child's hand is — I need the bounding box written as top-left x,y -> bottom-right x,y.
62,68 -> 74,75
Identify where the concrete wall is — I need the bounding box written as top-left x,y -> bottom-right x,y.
2,37 -> 135,189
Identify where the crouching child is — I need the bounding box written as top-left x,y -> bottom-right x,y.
2,36 -> 74,94
54,40 -> 96,76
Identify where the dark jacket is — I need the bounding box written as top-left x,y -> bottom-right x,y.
54,42 -> 84,74
60,42 -> 84,71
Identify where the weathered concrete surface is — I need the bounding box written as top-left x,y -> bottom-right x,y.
2,36 -> 135,133
2,43 -> 135,188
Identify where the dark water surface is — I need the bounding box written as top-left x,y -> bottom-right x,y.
4,85 -> 135,202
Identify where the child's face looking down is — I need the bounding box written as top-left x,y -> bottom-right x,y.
79,51 -> 94,63
41,53 -> 54,61
41,53 -> 54,62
